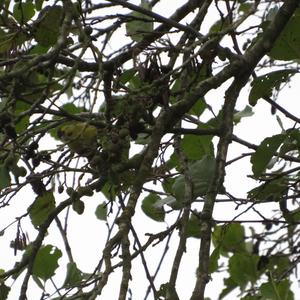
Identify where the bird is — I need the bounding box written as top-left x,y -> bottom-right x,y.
57,122 -> 98,156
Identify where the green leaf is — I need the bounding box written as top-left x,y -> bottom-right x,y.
32,245 -> 62,281
12,245 -> 33,280
260,282 -> 280,300
141,193 -> 165,222
229,253 -> 259,288
13,2 -> 35,24
100,182 -> 116,201
260,279 -> 294,300
32,275 -> 44,290
249,70 -> 297,106
28,191 -> 56,227
279,129 -> 300,155
15,100 -> 31,134
34,6 -> 63,47
276,279 -> 294,300
170,78 -> 181,94
181,134 -> 214,160
241,295 -> 261,300
95,202 -> 107,221
288,129 -> 300,146
162,177 -> 176,194
15,115 -> 30,134
0,165 -> 11,190
172,155 -> 217,206
0,29 -> 14,54
189,99 -> 206,117
128,74 -> 142,90
248,178 -> 288,202
154,196 -> 177,209
219,277 -> 238,300
213,223 -> 245,254
268,256 -> 291,279
63,262 -> 83,288
35,0 -> 44,11
29,44 -> 49,54
62,103 -> 86,114
119,69 -> 137,85
209,247 -> 220,273
233,105 -> 254,124
238,3 -> 253,14
186,214 -> 202,239
251,134 -> 286,178
0,283 -> 10,300
167,152 -> 179,170
126,0 -> 153,42
269,10 -> 300,60
209,17 -> 230,34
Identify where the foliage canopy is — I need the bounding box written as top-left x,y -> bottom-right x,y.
0,0 -> 300,299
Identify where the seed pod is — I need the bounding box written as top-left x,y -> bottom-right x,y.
84,26 -> 93,35
72,199 -> 85,215
4,124 -> 17,139
66,187 -> 74,196
77,186 -> 94,197
119,128 -> 130,138
30,178 -> 46,196
58,185 -> 64,194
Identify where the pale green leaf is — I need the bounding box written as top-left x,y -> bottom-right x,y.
233,105 -> 254,124
95,202 -> 107,221
126,0 -> 153,42
141,193 -> 165,222
172,155 -> 217,205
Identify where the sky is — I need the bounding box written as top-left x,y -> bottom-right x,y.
1,1 -> 300,299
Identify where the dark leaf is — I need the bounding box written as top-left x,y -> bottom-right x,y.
251,134 -> 286,178
0,165 -> 11,190
269,10 -> 300,60
248,178 -> 288,202
0,283 -> 10,300
249,70 -> 297,106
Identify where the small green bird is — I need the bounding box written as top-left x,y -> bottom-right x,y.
57,122 -> 98,156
